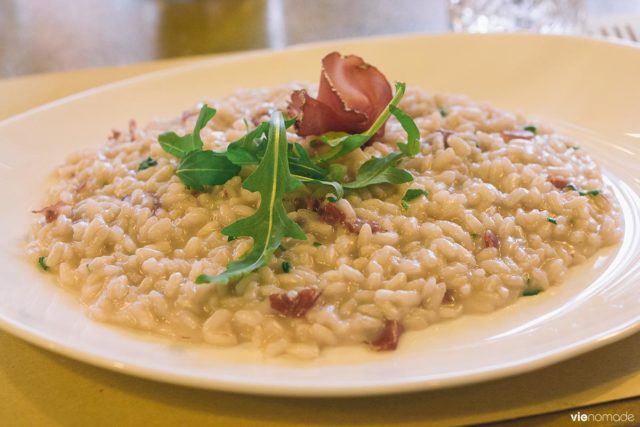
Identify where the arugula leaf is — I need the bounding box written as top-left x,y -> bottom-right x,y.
344,152 -> 413,189
227,123 -> 329,182
328,163 -> 347,181
565,183 -> 601,197
390,105 -> 420,156
226,122 -> 269,165
227,123 -> 337,203
176,151 -> 240,191
581,189 -> 601,197
196,112 -> 306,285
138,157 -> 158,171
341,102 -> 421,191
288,143 -> 328,179
294,175 -> 344,199
319,131 -> 350,147
158,133 -> 195,159
284,116 -> 296,129
401,188 -> 429,209
314,82 -> 407,163
314,134 -> 370,164
402,188 -> 429,203
159,105 -> 216,158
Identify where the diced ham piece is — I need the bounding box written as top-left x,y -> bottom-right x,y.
370,320 -> 403,351
483,230 -> 500,249
442,290 -> 455,305
269,288 -> 322,318
32,201 -> 66,223
288,52 -> 393,137
345,218 -> 381,234
547,175 -> 569,190
310,199 -> 381,233
501,130 -> 534,142
314,199 -> 345,225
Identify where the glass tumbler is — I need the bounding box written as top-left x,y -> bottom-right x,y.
449,0 -> 586,34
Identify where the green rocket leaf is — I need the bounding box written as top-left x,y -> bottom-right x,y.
158,105 -> 216,159
196,112 -> 306,285
344,152 -> 413,189
176,151 -> 240,191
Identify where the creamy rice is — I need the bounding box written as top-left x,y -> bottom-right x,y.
27,84 -> 622,358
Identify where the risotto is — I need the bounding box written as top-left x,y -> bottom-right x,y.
27,78 -> 621,358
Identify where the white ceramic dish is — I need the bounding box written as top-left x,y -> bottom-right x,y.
0,34 -> 639,397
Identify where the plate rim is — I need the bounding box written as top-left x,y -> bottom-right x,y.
1,303 -> 639,397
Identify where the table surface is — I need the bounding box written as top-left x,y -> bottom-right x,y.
1,0 -> 639,425
2,0 -> 640,79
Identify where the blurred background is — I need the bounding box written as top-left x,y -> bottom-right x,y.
0,0 -> 639,78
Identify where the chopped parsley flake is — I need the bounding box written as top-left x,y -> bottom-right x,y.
313,242 -> 322,247
138,157 -> 158,171
547,217 -> 558,225
565,184 -> 601,197
38,256 -> 49,271
401,189 -> 429,210
439,108 -> 448,117
281,261 -> 291,273
524,125 -> 537,134
522,288 -> 541,297
581,189 -> 601,197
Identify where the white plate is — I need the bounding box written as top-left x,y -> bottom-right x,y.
0,34 -> 639,397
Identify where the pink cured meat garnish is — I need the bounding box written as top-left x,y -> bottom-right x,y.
483,230 -> 501,249
270,288 -> 322,318
547,175 -> 569,190
288,52 -> 393,137
32,201 -> 66,223
310,199 -> 381,234
370,320 -> 403,351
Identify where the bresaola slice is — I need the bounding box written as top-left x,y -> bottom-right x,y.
288,52 -> 393,137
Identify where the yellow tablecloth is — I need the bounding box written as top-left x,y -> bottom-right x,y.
1,58 -> 638,426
